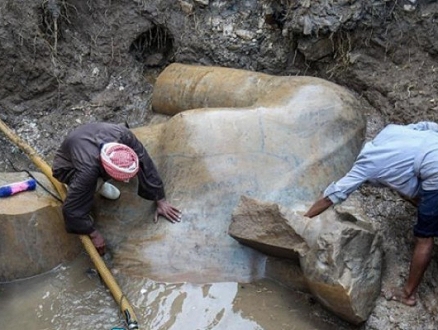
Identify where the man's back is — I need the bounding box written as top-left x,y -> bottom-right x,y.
325,122 -> 438,203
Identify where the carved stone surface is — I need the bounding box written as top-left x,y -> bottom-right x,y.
97,64 -> 367,289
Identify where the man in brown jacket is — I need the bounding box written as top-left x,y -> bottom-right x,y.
52,122 -> 182,255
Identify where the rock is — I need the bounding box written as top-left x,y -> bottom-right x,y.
298,37 -> 334,62
0,172 -> 80,281
403,4 -> 416,12
302,15 -> 313,35
144,53 -> 164,67
95,63 -> 368,322
229,196 -> 309,260
193,0 -> 209,6
300,211 -> 382,324
179,0 -> 194,15
403,0 -> 417,12
229,196 -> 382,324
102,63 -> 366,286
235,29 -> 256,41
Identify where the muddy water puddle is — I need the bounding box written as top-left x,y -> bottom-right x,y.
0,254 -> 354,330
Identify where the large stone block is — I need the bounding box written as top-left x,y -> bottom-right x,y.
0,172 -> 80,282
98,63 -> 365,284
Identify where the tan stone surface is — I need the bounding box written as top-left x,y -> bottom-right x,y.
95,64 -> 367,288
229,196 -> 309,260
229,196 -> 382,324
0,172 -> 80,282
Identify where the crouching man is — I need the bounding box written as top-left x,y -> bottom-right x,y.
52,122 -> 182,255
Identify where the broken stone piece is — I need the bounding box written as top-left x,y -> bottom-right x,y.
229,196 -> 382,324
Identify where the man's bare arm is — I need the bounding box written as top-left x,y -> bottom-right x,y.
304,196 -> 333,218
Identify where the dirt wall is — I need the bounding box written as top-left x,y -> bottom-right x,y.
0,0 -> 437,329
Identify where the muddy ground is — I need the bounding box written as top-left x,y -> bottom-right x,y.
0,0 -> 438,329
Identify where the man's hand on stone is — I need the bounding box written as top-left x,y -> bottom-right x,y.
155,199 -> 182,224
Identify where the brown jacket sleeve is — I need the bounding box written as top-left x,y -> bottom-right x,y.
120,129 -> 166,201
62,167 -> 99,235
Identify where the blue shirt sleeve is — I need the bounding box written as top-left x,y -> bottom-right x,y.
407,122 -> 438,132
323,160 -> 370,204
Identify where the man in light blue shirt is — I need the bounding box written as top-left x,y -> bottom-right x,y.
305,121 -> 438,306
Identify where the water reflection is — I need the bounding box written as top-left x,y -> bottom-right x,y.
0,255 -> 117,329
124,279 -> 262,329
0,254 -> 353,330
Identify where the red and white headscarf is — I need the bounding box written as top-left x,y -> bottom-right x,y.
100,142 -> 139,182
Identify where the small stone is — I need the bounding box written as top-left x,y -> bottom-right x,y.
223,23 -> 233,36
235,29 -> 255,41
403,4 -> 416,11
193,0 -> 209,6
179,0 -> 194,15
